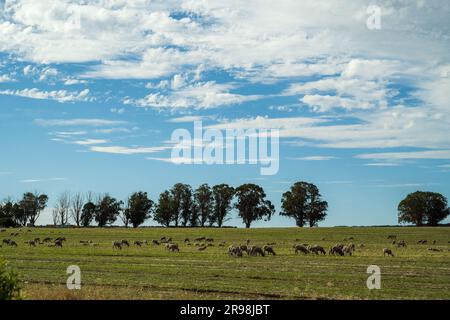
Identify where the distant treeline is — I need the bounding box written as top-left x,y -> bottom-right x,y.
0,182 -> 328,228
1,184 -> 448,228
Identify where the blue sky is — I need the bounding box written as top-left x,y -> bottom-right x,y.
1,0 -> 449,227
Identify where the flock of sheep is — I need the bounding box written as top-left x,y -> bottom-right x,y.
1,228 -> 448,257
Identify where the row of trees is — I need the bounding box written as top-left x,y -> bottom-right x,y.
0,181 -> 329,228
2,187 -> 448,228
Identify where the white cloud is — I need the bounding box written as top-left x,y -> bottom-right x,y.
295,156 -> 336,161
73,139 -> 109,146
38,67 -> 58,81
167,115 -> 214,123
64,78 -> 87,85
356,150 -> 450,160
89,146 -> 170,155
129,81 -> 260,110
35,118 -> 128,127
0,88 -> 91,103
0,74 -> 14,82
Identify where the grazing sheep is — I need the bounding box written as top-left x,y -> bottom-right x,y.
166,243 -> 179,252
113,241 -> 122,250
121,240 -> 130,247
293,244 -> 309,254
2,239 -> 11,245
329,245 -> 345,256
134,240 -> 143,247
427,248 -> 442,252
218,243 -> 225,247
417,240 -> 427,245
28,240 -> 37,247
197,246 -> 207,251
263,245 -> 276,256
207,243 -> 214,247
152,239 -> 160,245
228,245 -> 242,257
387,235 -> 397,239
396,240 -> 407,247
309,245 -> 326,255
239,245 -> 249,254
54,240 -> 63,247
43,237 -> 52,243
195,237 -> 206,242
249,246 -> 265,257
343,245 -> 354,256
206,238 -> 214,242
55,237 -> 66,242
383,248 -> 394,257
184,238 -> 190,243
160,236 -> 166,241
9,240 -> 18,247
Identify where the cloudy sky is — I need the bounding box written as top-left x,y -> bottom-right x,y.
0,0 -> 449,226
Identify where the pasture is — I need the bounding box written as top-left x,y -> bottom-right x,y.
1,226 -> 449,300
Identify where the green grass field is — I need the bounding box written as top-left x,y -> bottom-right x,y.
1,226 -> 449,300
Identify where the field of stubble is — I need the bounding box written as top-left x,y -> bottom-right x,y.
1,226 -> 449,300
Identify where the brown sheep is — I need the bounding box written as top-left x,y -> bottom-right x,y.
383,248 -> 394,257
228,245 -> 243,257
8,240 -> 17,247
249,246 -> 265,257
309,245 -> 326,255
166,243 -> 179,252
329,245 -> 344,256
293,244 -> 309,254
396,240 -> 407,247
134,240 -> 143,247
28,240 -> 37,247
263,245 -> 276,256
239,245 -> 249,254
113,241 -> 122,250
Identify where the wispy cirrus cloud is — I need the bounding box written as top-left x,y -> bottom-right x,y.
89,146 -> 170,155
0,88 -> 91,103
35,118 -> 128,127
295,156 -> 336,161
356,150 -> 450,160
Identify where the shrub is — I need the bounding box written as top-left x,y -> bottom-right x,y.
0,257 -> 22,300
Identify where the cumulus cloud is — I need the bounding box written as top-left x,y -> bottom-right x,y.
128,80 -> 260,110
